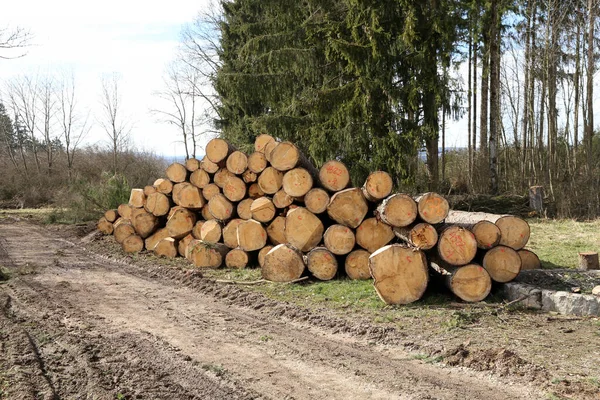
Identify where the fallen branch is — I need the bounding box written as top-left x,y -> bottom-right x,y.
214,276 -> 309,285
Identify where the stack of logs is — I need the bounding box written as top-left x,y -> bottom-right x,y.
97,135 -> 541,305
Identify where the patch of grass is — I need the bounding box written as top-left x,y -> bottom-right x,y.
441,310 -> 480,330
411,353 -> 443,364
259,335 -> 273,342
201,363 -> 226,377
202,267 -> 263,282
116,393 -> 127,400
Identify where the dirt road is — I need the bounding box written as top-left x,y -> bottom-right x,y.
0,218 -> 581,399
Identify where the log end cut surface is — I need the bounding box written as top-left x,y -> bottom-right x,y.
437,226 -> 478,266
319,160 -> 350,192
306,247 -> 338,281
326,188 -> 369,229
496,216 -> 530,250
518,249 -> 541,270
449,264 -> 492,302
472,221 -> 502,249
345,249 -> 371,280
482,245 -> 522,282
262,244 -> 305,282
417,192 -> 449,224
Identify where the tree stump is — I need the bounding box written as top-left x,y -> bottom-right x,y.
529,185 -> 545,216
578,252 -> 599,271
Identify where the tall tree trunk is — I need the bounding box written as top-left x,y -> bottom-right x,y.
521,0 -> 532,185
480,29 -> 489,156
489,0 -> 499,194
574,17 -> 581,169
468,28 -> 473,184
585,0 -> 595,176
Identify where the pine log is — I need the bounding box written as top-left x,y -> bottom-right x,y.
270,142 -> 317,175
345,249 -> 371,280
266,216 -> 286,245
114,220 -> 135,243
355,217 -> 394,253
430,260 -> 492,302
319,160 -> 350,192
206,138 -> 234,163
254,133 -> 275,154
202,183 -> 221,201
187,240 -> 229,268
200,156 -> 220,174
304,188 -> 329,214
223,218 -> 244,248
178,234 -> 195,257
262,243 -> 306,282
225,248 -> 250,269
153,237 -> 178,258
237,198 -> 254,220
192,220 -> 205,239
251,197 -> 276,223
132,210 -> 159,239
172,182 -> 205,210
166,162 -> 188,183
518,249 -> 541,270
201,205 -> 214,221
376,194 -> 418,228
130,207 -> 147,220
362,171 -> 393,202
237,219 -> 268,251
257,167 -> 284,194
264,140 -> 280,163
247,151 -> 268,173
258,245 -> 274,268
185,158 -> 201,172
117,203 -> 133,220
145,227 -> 171,252
273,189 -> 294,209
200,220 -> 222,244
393,223 -> 438,250
326,188 -> 369,229
248,183 -> 266,199
122,234 -> 144,253
143,185 -> 157,196
578,252 -> 599,271
153,178 -> 174,195
284,207 -> 324,252
97,217 -> 114,235
226,151 -> 248,175
481,245 -> 521,282
282,168 -> 313,197
222,176 -> 247,202
444,210 -> 530,250
369,245 -> 429,305
129,188 -> 146,208
415,192 -> 449,224
208,193 -> 234,221
190,169 -> 211,189
104,209 -> 119,223
442,211 -> 501,249
437,225 -> 478,266
144,192 -> 171,217
166,207 -> 197,239
306,247 -> 338,281
323,224 -> 355,255
242,169 -> 258,183
214,168 -> 236,188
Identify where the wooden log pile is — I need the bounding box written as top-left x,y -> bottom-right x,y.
97,135 -> 540,305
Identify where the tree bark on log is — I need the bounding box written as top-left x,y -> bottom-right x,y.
326,188 -> 369,229
319,160 -> 350,192
306,247 -> 338,281
393,223 -> 438,250
284,207 -> 324,252
415,192 -> 449,224
262,243 -> 305,282
376,194 -> 417,228
345,249 -> 371,280
355,217 -> 395,253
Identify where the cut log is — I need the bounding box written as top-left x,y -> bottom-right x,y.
362,171 -> 393,202
304,188 -> 329,214
323,224 -> 355,255
266,216 -> 286,245
237,198 -> 254,220
145,227 -> 171,251
481,245 -> 521,282
319,160 -> 350,192
191,220 -> 205,239
166,207 -> 197,239
237,219 -> 268,251
130,207 -> 147,220
104,209 -> 119,223
430,261 -> 492,302
122,234 -> 144,253
254,133 -> 275,154
258,245 -> 274,268
200,220 -> 222,244
129,188 -> 146,208
264,140 -> 280,162
202,183 -> 221,201
257,167 -> 284,194
393,223 -> 439,250
132,210 -> 159,239
226,150 -> 248,175
144,192 -> 171,217
144,185 -> 157,196
97,217 -> 114,235
345,249 -> 371,280
518,249 -> 541,270
222,219 -> 244,248
214,168 -> 236,188
201,205 -> 214,221
247,152 -> 268,173
222,176 -> 247,202
273,189 -> 294,209
114,220 -> 135,244
376,194 -> 418,228
190,169 -> 211,189
185,158 -> 201,172
444,210 -> 530,250
355,217 -> 395,253
284,207 -> 324,252
282,168 -> 313,197
248,183 -> 266,199
206,138 -> 234,163
166,162 -> 188,183
578,252 -> 599,271
178,234 -> 195,257
326,188 -> 369,229
117,203 -> 133,220
153,237 -> 178,258
153,178 -> 173,195
437,225 -> 478,266
369,245 -> 429,305
306,247 -> 338,281
251,197 -> 276,223
187,240 -> 229,268
470,221 -> 501,250
172,182 -> 205,209
207,194 -> 234,221
225,248 -> 249,269
262,243 -> 305,282
200,156 -> 220,174
415,192 -> 449,224
242,169 -> 258,183
270,141 -> 317,175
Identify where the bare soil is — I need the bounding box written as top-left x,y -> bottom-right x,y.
0,217 -> 599,399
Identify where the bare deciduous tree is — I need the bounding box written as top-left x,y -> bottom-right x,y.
99,73 -> 130,174
0,26 -> 32,59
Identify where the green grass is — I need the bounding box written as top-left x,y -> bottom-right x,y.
527,219 -> 600,269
